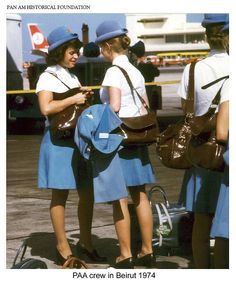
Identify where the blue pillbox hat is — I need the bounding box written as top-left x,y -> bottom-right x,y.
48,26 -> 81,53
202,14 -> 229,27
95,20 -> 128,44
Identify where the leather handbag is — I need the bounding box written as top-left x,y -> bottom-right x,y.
129,185 -> 194,255
187,76 -> 229,172
113,65 -> 159,146
46,72 -> 90,139
157,61 -> 197,169
49,87 -> 90,139
187,131 -> 226,171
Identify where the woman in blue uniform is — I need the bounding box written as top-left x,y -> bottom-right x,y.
211,117 -> 229,268
210,22 -> 229,269
95,20 -> 156,269
36,26 -> 105,267
178,14 -> 229,268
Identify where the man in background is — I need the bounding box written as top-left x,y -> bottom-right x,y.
129,41 -> 161,110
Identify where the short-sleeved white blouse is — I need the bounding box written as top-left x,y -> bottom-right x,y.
100,55 -> 146,118
36,65 -> 81,126
177,50 -> 229,116
36,64 -> 80,93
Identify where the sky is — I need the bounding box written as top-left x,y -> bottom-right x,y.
18,13 -> 204,62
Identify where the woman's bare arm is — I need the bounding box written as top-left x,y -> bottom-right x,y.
216,100 -> 229,143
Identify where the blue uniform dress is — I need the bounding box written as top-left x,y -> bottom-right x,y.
100,55 -> 156,187
118,146 -> 155,186
179,167 -> 221,213
211,144 -> 229,239
178,50 -> 229,213
36,65 -> 92,190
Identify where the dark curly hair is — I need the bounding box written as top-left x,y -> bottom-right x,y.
46,39 -> 83,66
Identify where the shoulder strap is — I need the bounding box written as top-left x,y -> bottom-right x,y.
45,71 -> 71,90
185,61 -> 197,113
201,75 -> 229,90
202,76 -> 229,112
112,65 -> 150,112
210,76 -> 229,107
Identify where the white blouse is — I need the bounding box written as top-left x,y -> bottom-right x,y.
178,50 -> 229,116
100,55 -> 146,117
36,65 -> 81,126
36,64 -> 80,93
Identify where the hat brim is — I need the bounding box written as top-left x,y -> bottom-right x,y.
48,34 -> 80,52
95,29 -> 128,44
91,134 -> 124,155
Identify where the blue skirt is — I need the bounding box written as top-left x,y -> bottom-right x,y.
118,146 -> 156,187
38,129 -> 93,190
179,167 -> 222,213
211,166 -> 229,239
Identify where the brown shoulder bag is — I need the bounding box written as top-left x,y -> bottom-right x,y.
187,76 -> 229,172
46,72 -> 90,139
157,61 -> 197,169
113,65 -> 159,146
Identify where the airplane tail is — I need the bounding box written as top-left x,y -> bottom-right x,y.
27,23 -> 48,56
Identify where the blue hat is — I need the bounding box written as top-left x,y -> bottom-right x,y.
202,14 -> 229,27
47,26 -> 80,53
95,20 -> 128,44
75,104 -> 123,160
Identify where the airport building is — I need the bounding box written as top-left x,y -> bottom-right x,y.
126,13 -> 209,54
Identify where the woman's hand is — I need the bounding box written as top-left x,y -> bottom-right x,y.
38,87 -> 94,116
79,86 -> 93,94
72,92 -> 88,105
73,87 -> 94,105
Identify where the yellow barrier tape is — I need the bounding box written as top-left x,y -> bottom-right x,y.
6,80 -> 180,95
7,89 -> 36,95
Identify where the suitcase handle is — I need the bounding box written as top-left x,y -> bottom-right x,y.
12,240 -> 27,267
148,185 -> 170,207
